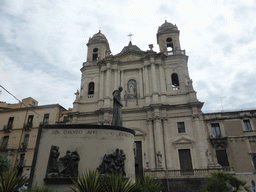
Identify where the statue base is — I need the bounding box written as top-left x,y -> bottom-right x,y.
31,124 -> 135,191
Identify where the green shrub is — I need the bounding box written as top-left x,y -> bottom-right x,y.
202,172 -> 251,192
134,175 -> 163,192
0,169 -> 27,192
25,185 -> 57,192
71,170 -> 135,192
101,172 -> 135,192
70,170 -> 103,192
0,155 -> 11,175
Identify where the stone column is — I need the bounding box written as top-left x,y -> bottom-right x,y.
159,64 -> 166,103
163,118 -> 171,169
104,63 -> 111,107
159,64 -> 166,94
144,66 -> 149,96
114,69 -> 118,90
120,70 -> 124,99
139,68 -> 143,97
151,63 -> 157,94
154,118 -> 166,169
151,62 -> 159,103
147,119 -> 155,169
99,69 -> 104,106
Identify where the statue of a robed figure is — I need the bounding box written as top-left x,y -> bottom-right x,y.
45,145 -> 80,179
111,87 -> 123,126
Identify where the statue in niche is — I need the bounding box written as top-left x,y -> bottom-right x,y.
127,79 -> 137,98
111,87 -> 123,126
98,148 -> 126,176
156,151 -> 162,168
129,84 -> 135,96
45,146 -> 80,179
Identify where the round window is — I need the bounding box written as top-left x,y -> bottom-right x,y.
93,48 -> 98,52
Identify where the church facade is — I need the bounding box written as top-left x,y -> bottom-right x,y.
70,21 -> 224,178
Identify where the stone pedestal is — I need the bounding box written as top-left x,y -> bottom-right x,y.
32,124 -> 135,192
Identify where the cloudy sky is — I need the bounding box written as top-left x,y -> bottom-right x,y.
0,0 -> 256,112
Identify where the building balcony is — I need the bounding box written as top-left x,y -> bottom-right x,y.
3,125 -> 12,132
144,167 -> 234,179
16,159 -> 26,168
39,121 -> 49,127
0,146 -> 16,152
209,135 -> 228,147
0,147 -> 8,152
23,123 -> 32,130
18,143 -> 27,152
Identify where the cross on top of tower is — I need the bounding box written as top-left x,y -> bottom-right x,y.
127,32 -> 134,42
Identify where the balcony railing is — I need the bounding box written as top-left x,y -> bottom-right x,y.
18,143 -> 27,152
167,49 -> 186,55
16,159 -> 26,167
39,121 -> 49,127
0,147 -> 8,152
23,123 -> 33,130
3,125 -> 12,132
145,167 -> 234,179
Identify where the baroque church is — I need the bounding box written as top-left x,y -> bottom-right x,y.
70,20 -> 216,177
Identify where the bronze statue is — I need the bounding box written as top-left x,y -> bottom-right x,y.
46,146 -> 80,179
111,87 -> 123,126
97,148 -> 126,176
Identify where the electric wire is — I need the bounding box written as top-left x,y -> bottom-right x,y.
0,85 -> 54,124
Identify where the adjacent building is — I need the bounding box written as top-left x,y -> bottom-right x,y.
0,97 -> 68,177
204,109 -> 256,186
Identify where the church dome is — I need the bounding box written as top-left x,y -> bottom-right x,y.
158,20 -> 178,34
120,41 -> 141,54
88,30 -> 109,45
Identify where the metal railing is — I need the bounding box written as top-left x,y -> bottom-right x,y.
3,125 -> 12,132
23,123 -> 33,130
145,167 -> 234,178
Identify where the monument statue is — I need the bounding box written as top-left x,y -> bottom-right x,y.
98,148 -> 126,176
111,87 -> 123,126
156,151 -> 162,168
46,146 -> 80,179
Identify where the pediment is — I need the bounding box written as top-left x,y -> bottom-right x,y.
173,137 -> 194,148
118,53 -> 142,62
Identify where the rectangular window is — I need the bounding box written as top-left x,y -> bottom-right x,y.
0,136 -> 9,150
19,154 -> 25,166
211,123 -> 221,138
7,117 -> 14,129
43,113 -> 50,124
23,134 -> 29,149
244,120 -> 252,131
177,122 -> 185,133
27,115 -> 34,127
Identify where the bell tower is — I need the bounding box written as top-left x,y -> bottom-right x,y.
157,20 -> 181,53
86,30 -> 111,64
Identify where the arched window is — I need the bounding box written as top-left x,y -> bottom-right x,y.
88,82 -> 95,95
171,73 -> 179,89
166,37 -> 173,52
92,48 -> 98,61
216,145 -> 229,167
